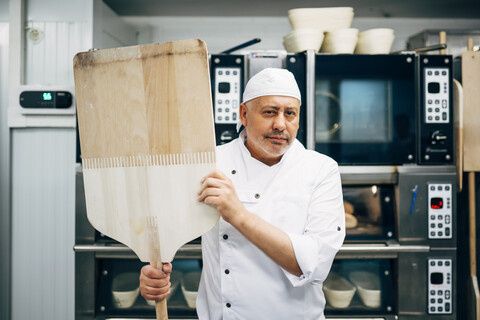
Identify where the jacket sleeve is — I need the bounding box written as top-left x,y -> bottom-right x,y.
282,160 -> 345,287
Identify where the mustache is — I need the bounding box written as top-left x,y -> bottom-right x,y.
264,132 -> 290,141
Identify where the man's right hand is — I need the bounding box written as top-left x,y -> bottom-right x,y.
139,263 -> 172,302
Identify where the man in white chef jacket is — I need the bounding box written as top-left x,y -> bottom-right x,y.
140,68 -> 345,319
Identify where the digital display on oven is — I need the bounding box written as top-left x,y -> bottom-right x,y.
428,82 -> 441,94
430,272 -> 444,285
431,197 -> 444,209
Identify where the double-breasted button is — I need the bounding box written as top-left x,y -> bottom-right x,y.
223,234 -> 228,240
226,303 -> 231,308
225,269 -> 230,274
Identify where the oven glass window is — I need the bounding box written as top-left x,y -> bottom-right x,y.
314,54 -> 416,164
96,258 -> 201,318
316,79 -> 392,143
343,184 -> 395,241
324,259 -> 394,315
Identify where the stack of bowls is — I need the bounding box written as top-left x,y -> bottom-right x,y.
283,7 -> 354,53
111,272 -> 140,309
323,273 -> 357,308
321,28 -> 359,54
355,28 -> 395,54
349,271 -> 381,308
288,7 -> 354,32
283,29 -> 325,53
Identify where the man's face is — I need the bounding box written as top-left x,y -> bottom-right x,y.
240,95 -> 300,166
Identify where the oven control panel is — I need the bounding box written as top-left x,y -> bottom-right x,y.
214,67 -> 241,124
428,258 -> 452,314
428,183 -> 452,239
424,67 -> 450,124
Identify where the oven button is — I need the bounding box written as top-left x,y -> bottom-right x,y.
430,298 -> 435,303
431,231 -> 436,236
438,298 -> 443,303
438,306 -> 443,312
435,116 -> 440,121
438,290 -> 443,295
431,290 -> 435,295
442,99 -> 447,108
438,261 -> 443,266
431,261 -> 436,266
435,71 -> 439,75
442,112 -> 447,120
428,71 -> 433,75
428,99 -> 433,104
431,215 -> 436,220
445,228 -> 450,236
431,306 -> 436,312
428,108 -> 433,112
435,99 -> 440,104
438,223 -> 443,228
438,231 -> 443,236
445,290 -> 450,299
438,186 -> 443,191
438,215 -> 443,220
431,223 -> 435,228
435,107 -> 440,112
445,216 -> 451,224
445,303 -> 451,312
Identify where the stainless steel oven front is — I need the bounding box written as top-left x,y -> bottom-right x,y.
74,165 -> 457,320
311,53 -> 454,165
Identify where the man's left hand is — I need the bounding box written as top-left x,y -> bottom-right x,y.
197,169 -> 246,225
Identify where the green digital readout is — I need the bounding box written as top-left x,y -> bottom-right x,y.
43,92 -> 52,101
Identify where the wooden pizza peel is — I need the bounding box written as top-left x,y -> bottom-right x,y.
73,39 -> 219,319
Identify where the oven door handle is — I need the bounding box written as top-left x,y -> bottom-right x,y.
74,244 -> 429,254
339,244 -> 430,253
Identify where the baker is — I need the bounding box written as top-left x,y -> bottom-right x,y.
139,68 -> 345,319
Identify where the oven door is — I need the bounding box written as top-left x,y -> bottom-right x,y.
314,54 -> 416,165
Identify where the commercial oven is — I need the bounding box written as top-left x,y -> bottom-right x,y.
74,50 -> 457,319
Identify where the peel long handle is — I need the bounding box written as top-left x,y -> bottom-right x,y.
151,262 -> 168,320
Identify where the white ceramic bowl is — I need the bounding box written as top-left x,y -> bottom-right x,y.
321,29 -> 358,54
111,272 -> 140,309
288,7 -> 354,32
181,271 -> 202,309
283,29 -> 325,53
349,271 -> 381,308
358,28 -> 394,38
146,270 -> 183,306
355,35 -> 395,54
323,273 -> 356,308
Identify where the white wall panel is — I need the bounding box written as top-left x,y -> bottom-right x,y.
0,22 -> 10,320
25,21 -> 87,85
11,128 -> 76,320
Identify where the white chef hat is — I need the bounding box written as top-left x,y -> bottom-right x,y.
237,68 -> 301,131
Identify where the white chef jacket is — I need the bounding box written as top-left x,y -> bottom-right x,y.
197,130 -> 345,320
